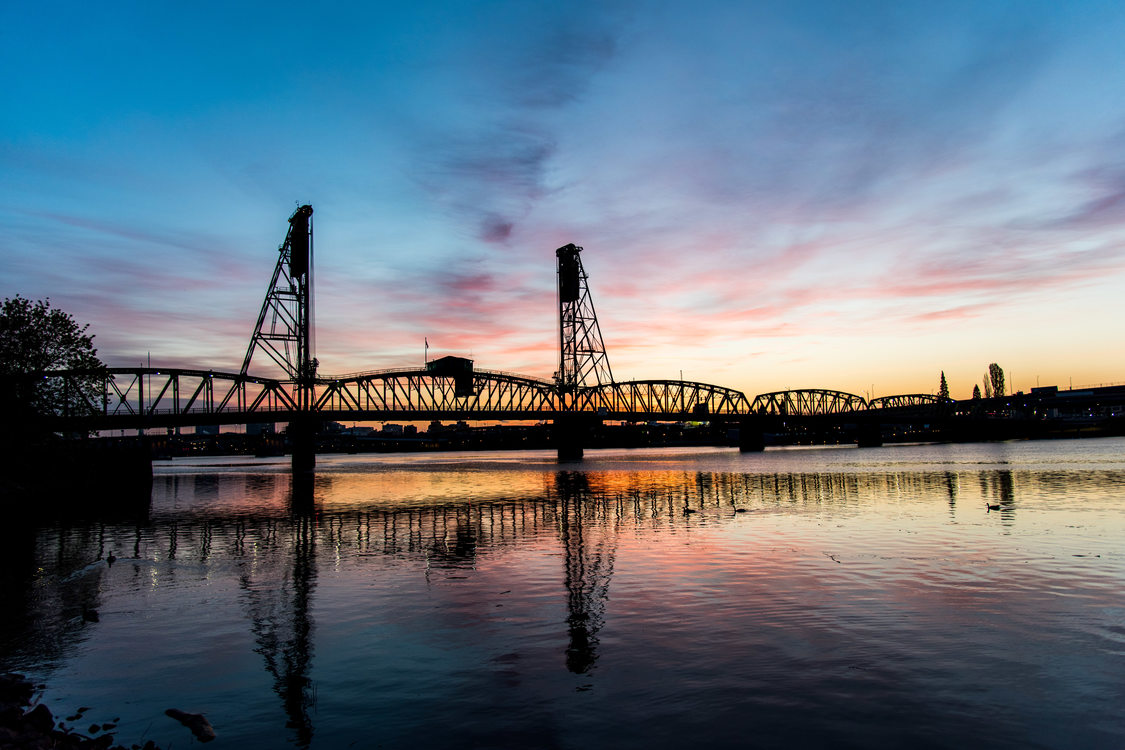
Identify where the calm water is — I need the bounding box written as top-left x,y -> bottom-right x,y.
3,439 -> 1124,749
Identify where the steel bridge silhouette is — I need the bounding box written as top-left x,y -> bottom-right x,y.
36,206 -> 950,457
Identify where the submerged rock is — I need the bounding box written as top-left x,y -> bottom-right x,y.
165,708 -> 217,742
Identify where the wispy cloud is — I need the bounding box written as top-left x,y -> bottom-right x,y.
4,1 -> 1125,394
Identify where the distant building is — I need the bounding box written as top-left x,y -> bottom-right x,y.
382,423 -> 404,435
196,424 -> 219,436
246,422 -> 275,436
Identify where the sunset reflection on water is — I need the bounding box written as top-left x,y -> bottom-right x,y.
4,440 -> 1124,750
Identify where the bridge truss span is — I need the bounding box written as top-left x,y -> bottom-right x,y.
867,394 -> 953,410
39,366 -> 766,429
314,369 -> 556,419
574,379 -> 753,420
40,366 -> 963,432
749,389 -> 868,417
35,367 -> 295,429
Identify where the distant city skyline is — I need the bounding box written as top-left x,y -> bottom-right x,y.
4,1 -> 1125,400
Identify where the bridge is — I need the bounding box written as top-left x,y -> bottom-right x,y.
31,206 -> 949,465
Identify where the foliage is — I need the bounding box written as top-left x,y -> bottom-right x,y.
938,371 -> 950,400
972,384 -> 981,400
988,363 -> 1005,398
0,296 -> 105,426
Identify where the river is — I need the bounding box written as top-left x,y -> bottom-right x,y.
2,438 -> 1124,749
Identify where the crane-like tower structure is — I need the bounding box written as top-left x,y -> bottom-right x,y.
242,204 -> 318,470
242,204 -> 317,404
556,243 -> 613,409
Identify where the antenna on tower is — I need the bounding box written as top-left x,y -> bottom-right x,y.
556,243 -> 613,406
242,205 -> 317,383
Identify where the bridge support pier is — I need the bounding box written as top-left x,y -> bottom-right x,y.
554,414 -> 591,461
856,422 -> 883,448
289,418 -> 317,472
738,417 -> 766,452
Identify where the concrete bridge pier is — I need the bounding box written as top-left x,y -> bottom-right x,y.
289,418 -> 317,472
856,421 -> 883,448
554,414 -> 591,461
738,417 -> 766,453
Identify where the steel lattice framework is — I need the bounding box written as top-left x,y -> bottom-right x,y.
556,243 -> 613,405
39,369 -> 757,426
28,207 -> 946,436
749,389 -> 868,416
41,368 -> 294,429
313,368 -> 556,419
242,204 -> 316,386
36,368 -> 911,431
573,380 -> 753,419
867,394 -> 952,409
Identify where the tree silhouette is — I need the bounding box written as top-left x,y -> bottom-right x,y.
972,384 -> 981,400
0,296 -> 104,435
938,371 -> 950,400
988,363 -> 1005,398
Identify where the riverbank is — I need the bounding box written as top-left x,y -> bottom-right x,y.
0,439 -> 152,522
0,673 -> 160,750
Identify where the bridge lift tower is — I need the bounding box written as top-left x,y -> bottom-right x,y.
243,204 -> 318,470
555,243 -> 613,459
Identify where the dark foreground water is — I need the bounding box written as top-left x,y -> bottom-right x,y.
3,439 -> 1124,749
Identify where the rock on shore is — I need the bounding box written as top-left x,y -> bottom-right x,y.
0,672 -> 162,750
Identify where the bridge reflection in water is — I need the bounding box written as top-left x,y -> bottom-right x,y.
5,458 -> 1059,748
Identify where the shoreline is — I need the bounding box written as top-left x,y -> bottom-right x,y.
0,673 -> 161,750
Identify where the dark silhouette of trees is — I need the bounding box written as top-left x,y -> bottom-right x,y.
0,296 -> 104,435
972,384 -> 981,400
938,371 -> 950,400
988,363 -> 1005,398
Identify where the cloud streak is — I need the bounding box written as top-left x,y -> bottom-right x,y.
3,1 -> 1125,396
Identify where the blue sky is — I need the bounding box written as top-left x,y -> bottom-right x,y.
4,0 -> 1125,399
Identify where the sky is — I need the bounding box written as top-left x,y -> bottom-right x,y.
3,0 -> 1125,401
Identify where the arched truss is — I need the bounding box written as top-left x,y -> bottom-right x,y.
42,369 -> 931,428
37,367 -> 561,427
39,368 -> 763,427
868,394 -> 953,410
313,368 -> 556,418
749,389 -> 868,416
573,380 -> 753,419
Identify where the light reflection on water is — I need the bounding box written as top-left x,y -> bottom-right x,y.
3,439 -> 1125,749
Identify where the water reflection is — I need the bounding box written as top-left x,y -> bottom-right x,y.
239,508 -> 317,747
555,472 -> 614,675
4,445 -> 1125,749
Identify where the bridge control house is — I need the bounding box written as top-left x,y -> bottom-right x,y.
425,356 -> 475,398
